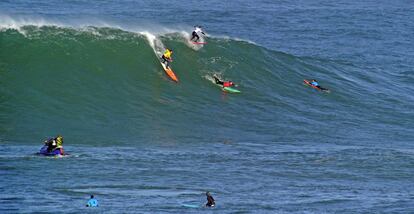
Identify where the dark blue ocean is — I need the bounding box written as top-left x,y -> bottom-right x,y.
1,1 -> 414,213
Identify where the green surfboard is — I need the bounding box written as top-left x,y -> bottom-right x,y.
223,87 -> 241,93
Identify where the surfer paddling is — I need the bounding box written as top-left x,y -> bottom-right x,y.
190,25 -> 205,42
309,79 -> 329,91
213,74 -> 241,93
213,74 -> 235,88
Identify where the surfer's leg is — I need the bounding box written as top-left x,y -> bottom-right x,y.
161,56 -> 168,67
162,56 -> 169,66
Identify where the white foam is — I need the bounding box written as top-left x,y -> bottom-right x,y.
141,31 -> 165,57
0,14 -> 255,46
0,15 -> 58,30
0,14 -> 121,33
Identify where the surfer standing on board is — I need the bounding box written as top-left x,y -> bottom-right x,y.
161,48 -> 173,68
190,26 -> 205,42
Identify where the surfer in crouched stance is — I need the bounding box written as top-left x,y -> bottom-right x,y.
205,192 -> 215,207
213,74 -> 235,88
161,48 -> 173,68
190,26 -> 205,42
310,79 -> 328,91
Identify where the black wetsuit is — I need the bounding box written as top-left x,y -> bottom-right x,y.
46,138 -> 57,152
191,31 -> 199,41
316,85 -> 328,91
311,81 -> 328,91
161,55 -> 170,68
214,76 -> 224,85
206,195 -> 215,207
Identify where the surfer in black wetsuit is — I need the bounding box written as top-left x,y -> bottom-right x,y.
191,26 -> 205,42
205,192 -> 215,207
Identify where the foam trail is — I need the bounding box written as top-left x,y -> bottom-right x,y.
142,31 -> 165,58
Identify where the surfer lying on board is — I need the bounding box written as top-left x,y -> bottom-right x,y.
310,79 -> 328,91
213,74 -> 235,88
190,26 -> 205,42
161,48 -> 173,68
205,192 -> 215,207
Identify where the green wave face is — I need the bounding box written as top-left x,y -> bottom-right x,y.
0,26 -> 407,145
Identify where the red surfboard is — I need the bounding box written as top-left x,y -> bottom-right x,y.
191,41 -> 207,45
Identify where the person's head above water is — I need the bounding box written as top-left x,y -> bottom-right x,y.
206,192 -> 211,196
90,195 -> 94,199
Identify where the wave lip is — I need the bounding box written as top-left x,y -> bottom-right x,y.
0,14 -> 256,44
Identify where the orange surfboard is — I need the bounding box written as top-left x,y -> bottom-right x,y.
161,62 -> 178,82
